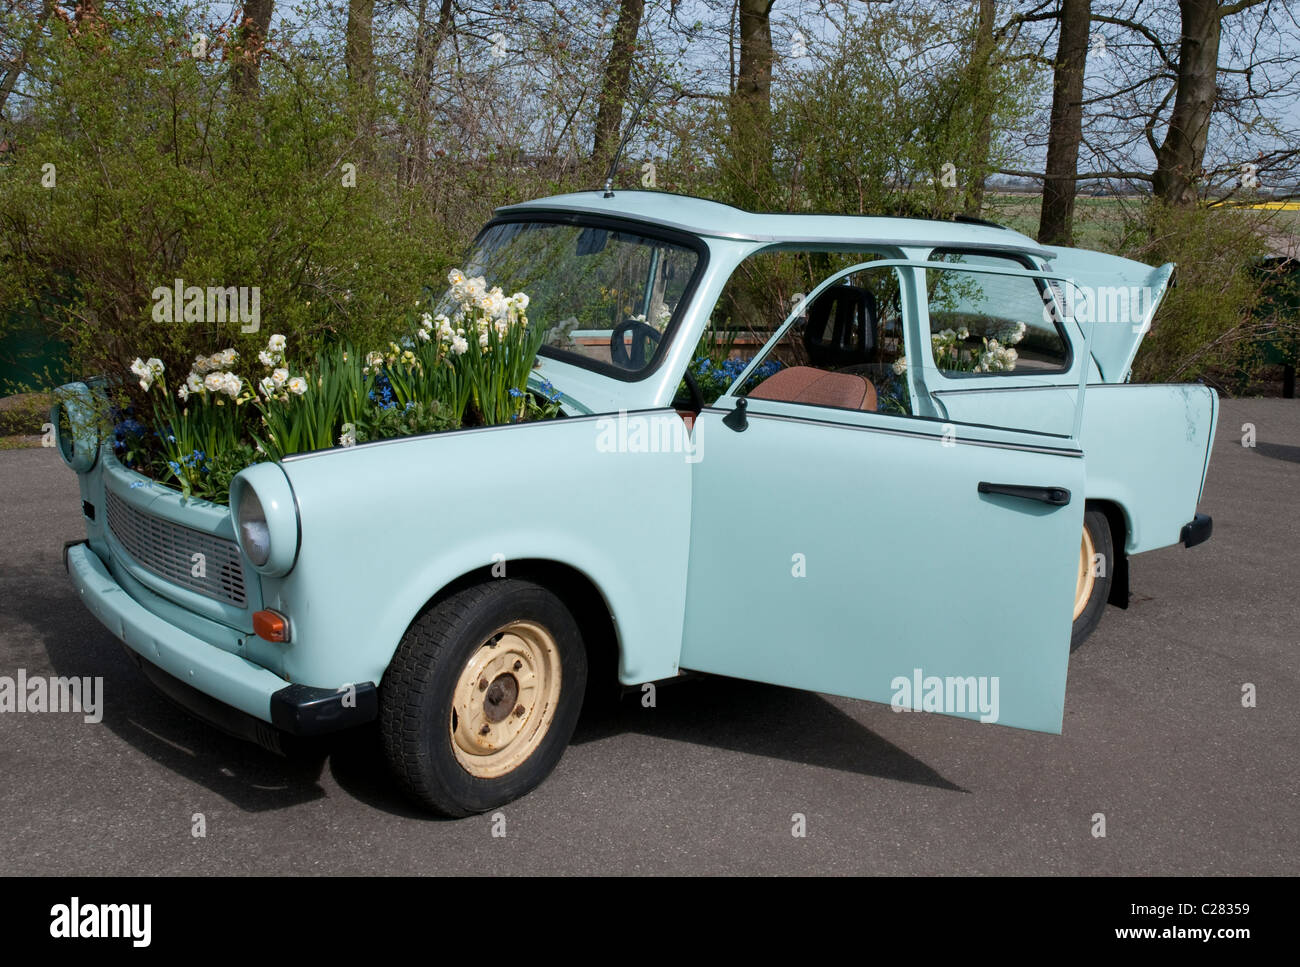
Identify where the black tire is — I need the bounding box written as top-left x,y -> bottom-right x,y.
1071,508 -> 1114,651
381,579 -> 587,816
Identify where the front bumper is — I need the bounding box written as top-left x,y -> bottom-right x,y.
65,541 -> 376,748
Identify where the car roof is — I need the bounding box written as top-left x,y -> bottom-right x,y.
496,190 -> 1054,260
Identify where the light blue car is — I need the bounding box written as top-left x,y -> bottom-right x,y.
54,191 -> 1217,815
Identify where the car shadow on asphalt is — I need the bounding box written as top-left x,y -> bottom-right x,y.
568,675 -> 967,794
1253,441 -> 1300,463
29,577 -> 963,820
26,574 -> 332,814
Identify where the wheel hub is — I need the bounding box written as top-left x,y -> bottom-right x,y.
449,621 -> 562,779
483,674 -> 519,723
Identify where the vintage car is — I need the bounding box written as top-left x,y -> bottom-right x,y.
53,191 -> 1217,815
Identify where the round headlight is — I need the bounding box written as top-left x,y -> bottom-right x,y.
237,488 -> 271,566
230,463 -> 300,577
51,382 -> 99,473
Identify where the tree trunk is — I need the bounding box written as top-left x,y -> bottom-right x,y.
404,0 -> 455,186
1153,0 -> 1221,207
592,0 -> 645,166
964,0 -> 997,215
345,0 -> 375,143
1038,0 -> 1091,244
345,0 -> 375,102
230,0 -> 275,99
728,0 -> 775,207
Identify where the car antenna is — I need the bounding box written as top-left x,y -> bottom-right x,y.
602,61 -> 668,198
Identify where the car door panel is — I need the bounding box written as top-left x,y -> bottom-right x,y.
681,405 -> 1083,733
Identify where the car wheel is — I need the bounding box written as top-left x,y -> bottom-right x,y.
1071,508 -> 1114,651
381,579 -> 587,816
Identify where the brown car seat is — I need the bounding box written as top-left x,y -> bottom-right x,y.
748,366 -> 877,411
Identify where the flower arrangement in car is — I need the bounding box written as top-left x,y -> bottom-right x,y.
114,271 -> 558,503
927,322 -> 1026,373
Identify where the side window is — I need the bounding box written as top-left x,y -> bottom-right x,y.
682,249 -> 901,408
924,254 -> 1069,375
735,264 -> 913,416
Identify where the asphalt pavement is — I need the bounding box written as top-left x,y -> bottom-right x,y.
0,398 -> 1296,875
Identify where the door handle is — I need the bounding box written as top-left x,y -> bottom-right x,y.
977,482 -> 1072,506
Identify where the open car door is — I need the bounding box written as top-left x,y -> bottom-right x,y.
679,258 -> 1090,733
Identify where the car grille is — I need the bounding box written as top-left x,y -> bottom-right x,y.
105,490 -> 248,607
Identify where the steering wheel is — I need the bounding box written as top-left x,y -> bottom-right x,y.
610,319 -> 662,370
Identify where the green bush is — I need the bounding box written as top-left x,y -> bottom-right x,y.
0,3 -> 457,411
1125,202 -> 1271,383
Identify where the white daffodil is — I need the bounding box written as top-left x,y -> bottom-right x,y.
339,423 -> 357,448
287,376 -> 308,396
267,334 -> 287,353
146,357 -> 165,377
258,350 -> 274,367
218,348 -> 239,367
204,372 -> 225,393
186,372 -> 204,393
451,335 -> 469,355
177,385 -> 190,402
272,368 -> 289,387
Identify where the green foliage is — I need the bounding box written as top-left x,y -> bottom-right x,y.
0,2 -> 457,397
701,7 -> 1042,218
355,399 -> 458,443
1125,203 -> 1271,383
0,390 -> 51,434
256,344 -> 372,460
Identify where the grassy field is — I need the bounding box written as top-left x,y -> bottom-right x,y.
984,193 -> 1300,256
984,193 -> 1137,253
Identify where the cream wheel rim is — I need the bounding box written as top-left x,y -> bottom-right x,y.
1074,523 -> 1097,621
450,621 -> 562,779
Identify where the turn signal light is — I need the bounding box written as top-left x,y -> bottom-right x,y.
253,609 -> 290,643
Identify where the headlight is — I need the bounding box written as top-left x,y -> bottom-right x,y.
51,382 -> 99,473
229,463 -> 300,577
237,488 -> 271,566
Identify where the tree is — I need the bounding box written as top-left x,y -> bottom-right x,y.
1150,0 -> 1273,205
402,0 -> 454,186
1038,0 -> 1091,243
230,0 -> 275,99
726,0 -> 775,207
0,0 -> 56,118
965,0 -> 999,214
345,0 -> 376,103
592,0 -> 645,165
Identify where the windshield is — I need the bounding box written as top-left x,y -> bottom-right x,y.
456,218 -> 704,379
